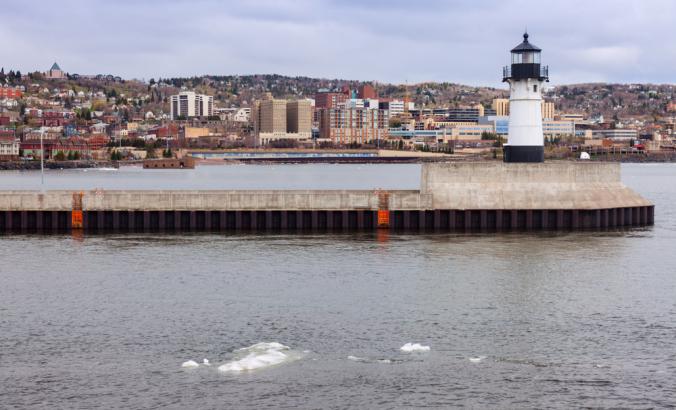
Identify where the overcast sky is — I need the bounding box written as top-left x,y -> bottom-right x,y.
1,0 -> 673,87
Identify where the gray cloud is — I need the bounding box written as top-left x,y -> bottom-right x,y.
0,0 -> 673,86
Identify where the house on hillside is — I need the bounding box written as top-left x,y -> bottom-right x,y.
45,62 -> 66,80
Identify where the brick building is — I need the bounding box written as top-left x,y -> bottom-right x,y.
319,107 -> 389,145
357,84 -> 377,99
314,91 -> 348,109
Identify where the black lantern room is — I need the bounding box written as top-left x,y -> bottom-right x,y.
502,32 -> 549,82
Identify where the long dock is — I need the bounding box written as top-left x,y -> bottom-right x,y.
0,162 -> 654,232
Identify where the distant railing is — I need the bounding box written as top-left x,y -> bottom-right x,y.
502,65 -> 549,81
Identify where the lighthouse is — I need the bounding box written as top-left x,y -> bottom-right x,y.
502,32 -> 549,162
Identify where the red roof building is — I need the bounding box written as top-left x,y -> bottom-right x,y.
0,88 -> 22,99
86,134 -> 111,150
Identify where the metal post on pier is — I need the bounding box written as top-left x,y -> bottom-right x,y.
376,190 -> 390,229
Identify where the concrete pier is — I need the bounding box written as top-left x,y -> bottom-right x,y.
0,162 -> 654,232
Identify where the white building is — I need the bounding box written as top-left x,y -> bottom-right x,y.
233,108 -> 250,122
384,100 -> 405,116
591,129 -> 639,141
0,137 -> 19,160
542,120 -> 575,137
170,91 -> 214,119
344,99 -> 365,109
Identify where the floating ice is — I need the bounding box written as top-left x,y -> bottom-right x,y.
203,359 -> 210,366
218,342 -> 301,373
400,343 -> 431,353
181,360 -> 199,368
469,356 -> 487,363
348,355 -> 392,364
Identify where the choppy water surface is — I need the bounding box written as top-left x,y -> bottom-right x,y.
0,164 -> 675,409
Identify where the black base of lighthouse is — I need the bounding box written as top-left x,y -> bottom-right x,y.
503,146 -> 544,163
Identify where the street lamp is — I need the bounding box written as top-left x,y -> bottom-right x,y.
40,129 -> 44,191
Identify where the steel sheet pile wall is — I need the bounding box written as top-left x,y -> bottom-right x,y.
0,162 -> 654,232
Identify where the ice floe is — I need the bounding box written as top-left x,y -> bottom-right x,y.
348,355 -> 393,364
469,356 -> 487,363
181,360 -> 199,368
218,342 -> 302,373
400,343 -> 430,352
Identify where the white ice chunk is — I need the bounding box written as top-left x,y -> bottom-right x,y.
218,342 -> 300,373
181,360 -> 199,368
400,343 -> 431,352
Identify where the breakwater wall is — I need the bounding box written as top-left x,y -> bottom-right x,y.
0,162 -> 654,232
0,160 -> 120,170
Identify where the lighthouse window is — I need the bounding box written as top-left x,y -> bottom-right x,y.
533,85 -> 538,92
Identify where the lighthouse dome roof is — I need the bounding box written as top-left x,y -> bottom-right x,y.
511,32 -> 541,53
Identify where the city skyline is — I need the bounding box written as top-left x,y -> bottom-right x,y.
1,0 -> 674,87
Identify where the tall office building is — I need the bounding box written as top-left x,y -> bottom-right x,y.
260,99 -> 287,133
170,91 -> 214,119
492,98 -> 510,116
252,98 -> 312,145
287,100 -> 312,133
541,102 -> 555,120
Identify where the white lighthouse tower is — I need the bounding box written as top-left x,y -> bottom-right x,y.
502,32 -> 549,162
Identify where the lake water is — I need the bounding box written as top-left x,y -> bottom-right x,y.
0,163 -> 675,409
0,164 -> 421,190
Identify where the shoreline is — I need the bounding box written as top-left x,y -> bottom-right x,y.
0,153 -> 675,170
0,160 -> 123,171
